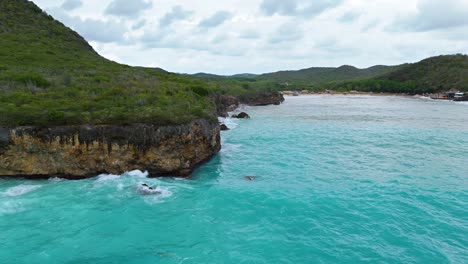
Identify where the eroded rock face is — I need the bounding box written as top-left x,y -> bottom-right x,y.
239,92 -> 285,106
0,119 -> 220,179
213,95 -> 240,117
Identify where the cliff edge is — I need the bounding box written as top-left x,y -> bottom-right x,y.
0,120 -> 220,179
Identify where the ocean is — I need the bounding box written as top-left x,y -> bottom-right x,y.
1,96 -> 467,263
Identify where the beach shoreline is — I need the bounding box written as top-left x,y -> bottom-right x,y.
283,92 -> 416,97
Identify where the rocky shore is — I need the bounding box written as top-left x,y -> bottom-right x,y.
239,92 -> 285,106
0,119 -> 220,179
214,92 -> 285,117
0,91 -> 284,179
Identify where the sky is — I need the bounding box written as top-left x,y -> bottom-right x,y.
32,0 -> 468,75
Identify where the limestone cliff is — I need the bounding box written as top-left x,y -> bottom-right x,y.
238,92 -> 285,106
0,119 -> 220,179
213,94 -> 240,117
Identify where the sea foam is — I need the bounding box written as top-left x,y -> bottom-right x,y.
125,170 -> 149,178
95,173 -> 121,182
3,184 -> 42,197
0,201 -> 25,215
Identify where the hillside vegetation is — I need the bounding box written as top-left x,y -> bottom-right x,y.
257,65 -> 402,86
0,0 -> 217,127
193,64 -> 403,92
326,55 -> 468,93
195,54 -> 468,95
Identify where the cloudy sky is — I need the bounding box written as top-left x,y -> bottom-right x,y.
32,0 -> 468,75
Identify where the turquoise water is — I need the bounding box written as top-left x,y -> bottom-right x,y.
1,96 -> 467,263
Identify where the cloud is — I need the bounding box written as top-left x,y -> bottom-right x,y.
159,6 -> 193,27
239,29 -> 261,39
391,0 -> 468,31
198,11 -> 233,28
105,0 -> 152,19
132,20 -> 146,30
260,0 -> 343,17
260,0 -> 296,16
211,34 -> 228,44
61,0 -> 82,11
269,22 -> 303,44
338,11 -> 360,23
47,8 -> 127,43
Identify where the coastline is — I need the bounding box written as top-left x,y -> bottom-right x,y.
284,92 -> 414,97
283,92 -> 467,102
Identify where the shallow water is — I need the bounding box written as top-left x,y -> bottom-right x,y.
1,96 -> 467,263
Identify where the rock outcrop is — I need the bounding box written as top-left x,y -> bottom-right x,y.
239,92 -> 285,106
0,119 -> 220,179
220,124 -> 230,131
212,92 -> 284,117
232,112 -> 250,119
213,94 -> 240,117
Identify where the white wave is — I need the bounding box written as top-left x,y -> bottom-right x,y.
141,185 -> 173,204
455,101 -> 468,106
224,117 -> 239,129
0,201 -> 25,215
95,173 -> 120,182
237,104 -> 252,111
125,170 -> 149,178
3,184 -> 42,197
48,177 -> 66,182
116,183 -> 124,190
416,96 -> 433,101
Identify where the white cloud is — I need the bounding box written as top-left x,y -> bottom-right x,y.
260,0 -> 344,17
199,11 -> 233,28
105,0 -> 152,19
29,0 -> 468,75
159,6 -> 193,27
391,0 -> 468,31
61,0 -> 82,11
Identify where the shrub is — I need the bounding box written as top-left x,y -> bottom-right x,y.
10,72 -> 51,88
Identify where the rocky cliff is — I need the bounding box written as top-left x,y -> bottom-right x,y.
0,119 -> 220,179
239,92 -> 285,106
214,92 -> 285,117
213,94 -> 240,117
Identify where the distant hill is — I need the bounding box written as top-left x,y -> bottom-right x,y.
192,65 -> 403,86
327,55 -> 468,94
193,55 -> 468,94
191,63 -> 405,92
256,65 -> 403,85
381,54 -> 468,91
0,0 -> 216,126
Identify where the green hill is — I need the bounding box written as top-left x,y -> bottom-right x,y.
382,55 -> 468,91
192,64 -> 404,93
0,0 -> 216,127
327,55 -> 468,93
257,64 -> 402,85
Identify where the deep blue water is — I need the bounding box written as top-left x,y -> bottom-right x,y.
1,96 -> 467,263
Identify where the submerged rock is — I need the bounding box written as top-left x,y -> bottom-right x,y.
0,119 -> 221,179
220,124 -> 230,131
232,112 -> 250,119
244,176 -> 255,181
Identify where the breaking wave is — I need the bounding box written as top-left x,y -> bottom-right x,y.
3,184 -> 43,197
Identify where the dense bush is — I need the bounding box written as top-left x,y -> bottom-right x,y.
0,0 -> 218,127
